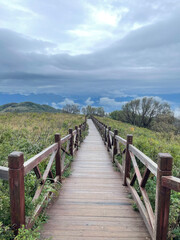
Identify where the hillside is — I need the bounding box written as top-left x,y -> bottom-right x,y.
0,102 -> 61,113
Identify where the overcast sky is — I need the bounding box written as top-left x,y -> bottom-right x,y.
0,0 -> 179,115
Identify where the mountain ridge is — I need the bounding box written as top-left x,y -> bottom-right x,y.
0,102 -> 61,113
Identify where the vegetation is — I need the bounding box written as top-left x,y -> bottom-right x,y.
62,104 -> 80,114
82,105 -> 105,116
96,116 -> 180,239
0,112 -> 86,239
0,102 -> 61,113
110,97 -> 179,134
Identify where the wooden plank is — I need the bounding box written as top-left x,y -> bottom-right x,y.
161,176 -> 180,192
0,166 -> 9,180
41,119 -> 151,240
129,145 -> 157,176
24,143 -> 58,175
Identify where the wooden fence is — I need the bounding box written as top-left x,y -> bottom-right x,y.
0,120 -> 87,234
92,116 -> 180,240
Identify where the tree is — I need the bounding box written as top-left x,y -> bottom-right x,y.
62,104 -> 80,114
96,107 -> 105,117
81,105 -> 105,117
109,110 -> 125,121
122,97 -> 173,128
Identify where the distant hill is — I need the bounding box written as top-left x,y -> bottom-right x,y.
0,102 -> 61,113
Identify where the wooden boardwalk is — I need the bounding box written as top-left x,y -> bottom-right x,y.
41,119 -> 151,240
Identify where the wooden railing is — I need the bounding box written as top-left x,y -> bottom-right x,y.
92,116 -> 180,240
0,120 -> 87,234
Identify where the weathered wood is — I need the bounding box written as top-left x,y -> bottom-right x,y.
33,150 -> 57,202
129,145 -> 157,176
24,143 -> 58,175
55,133 -> 62,182
130,152 -> 155,229
141,168 -> 151,188
126,178 -> 153,239
69,128 -> 73,156
130,172 -> 136,186
61,147 -> 70,156
154,153 -> 173,240
104,125 -> 107,145
115,135 -> 127,146
0,166 -> 9,180
61,134 -> 71,144
33,166 -> 44,184
161,176 -> 180,192
75,126 -> 79,150
43,150 -> 57,182
41,120 -> 150,240
113,129 -> 118,163
107,127 -> 111,151
114,158 -> 123,173
8,151 -> 25,233
123,135 -> 133,186
79,125 -> 82,143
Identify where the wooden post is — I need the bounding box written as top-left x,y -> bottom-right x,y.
104,125 -> 107,145
55,133 -> 62,182
79,124 -> 82,143
8,151 -> 25,234
123,134 -> 133,186
154,153 -> 173,240
113,129 -> 118,163
85,115 -> 87,128
75,126 -> 78,150
107,127 -> 111,151
69,128 -> 73,156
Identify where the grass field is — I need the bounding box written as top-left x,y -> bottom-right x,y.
0,112 -> 86,239
96,116 -> 180,239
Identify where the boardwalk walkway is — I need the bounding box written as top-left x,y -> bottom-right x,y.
41,119 -> 151,240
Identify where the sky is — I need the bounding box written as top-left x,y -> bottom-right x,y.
0,0 -> 179,116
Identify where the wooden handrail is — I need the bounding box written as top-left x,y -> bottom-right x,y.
0,166 -> 9,180
161,176 -> 180,192
24,143 -> 58,175
129,144 -> 157,176
91,115 -> 180,240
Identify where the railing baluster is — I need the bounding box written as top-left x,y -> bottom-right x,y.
107,127 -> 111,151
69,128 -> 73,156
123,134 -> 133,186
75,126 -> 78,150
55,133 -> 62,182
113,129 -> 118,163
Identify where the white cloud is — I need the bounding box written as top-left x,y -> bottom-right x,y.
174,107 -> 180,118
51,102 -> 59,109
85,97 -> 94,105
58,98 -> 76,106
51,98 -> 79,109
99,97 -> 126,108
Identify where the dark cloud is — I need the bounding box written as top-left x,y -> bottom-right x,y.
0,0 -> 179,99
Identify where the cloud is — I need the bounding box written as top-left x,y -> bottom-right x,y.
51,98 -> 79,109
58,98 -> 77,106
0,0 -> 179,106
174,107 -> 180,118
85,97 -> 94,105
99,97 -> 126,108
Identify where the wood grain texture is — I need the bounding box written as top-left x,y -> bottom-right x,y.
41,119 -> 151,240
